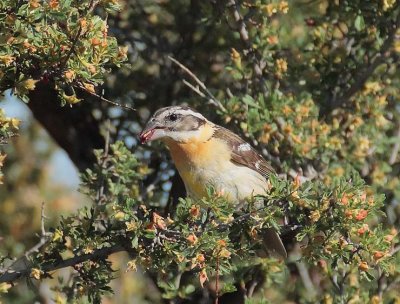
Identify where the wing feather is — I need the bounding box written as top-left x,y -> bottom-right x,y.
212,126 -> 275,178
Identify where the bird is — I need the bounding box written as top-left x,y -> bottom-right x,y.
139,106 -> 287,258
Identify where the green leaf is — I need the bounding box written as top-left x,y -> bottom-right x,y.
354,15 -> 365,31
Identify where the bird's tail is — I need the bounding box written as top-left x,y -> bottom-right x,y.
257,228 -> 287,259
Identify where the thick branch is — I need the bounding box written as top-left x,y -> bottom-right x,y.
0,245 -> 126,283
27,81 -> 105,171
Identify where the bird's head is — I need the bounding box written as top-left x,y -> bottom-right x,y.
139,106 -> 210,144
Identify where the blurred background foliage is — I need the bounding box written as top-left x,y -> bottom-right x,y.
0,0 -> 400,303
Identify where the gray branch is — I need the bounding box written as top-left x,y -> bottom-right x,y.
0,245 -> 126,283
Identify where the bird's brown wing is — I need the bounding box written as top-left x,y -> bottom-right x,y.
212,126 -> 275,178
213,126 -> 287,258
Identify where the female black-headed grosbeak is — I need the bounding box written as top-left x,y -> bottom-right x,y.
140,106 -> 287,258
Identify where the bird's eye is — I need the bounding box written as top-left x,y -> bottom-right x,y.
168,114 -> 178,121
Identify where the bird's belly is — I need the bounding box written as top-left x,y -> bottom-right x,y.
177,162 -> 267,203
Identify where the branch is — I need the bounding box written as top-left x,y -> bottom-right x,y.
168,56 -> 227,112
75,83 -> 136,112
0,245 -> 126,283
227,0 -> 249,43
24,202 -> 51,257
28,81 -> 105,171
226,0 -> 267,87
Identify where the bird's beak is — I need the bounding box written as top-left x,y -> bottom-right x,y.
139,120 -> 166,144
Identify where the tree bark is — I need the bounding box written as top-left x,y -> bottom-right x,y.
28,81 -> 105,171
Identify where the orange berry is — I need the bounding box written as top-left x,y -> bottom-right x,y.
186,234 -> 198,245
345,210 -> 353,219
64,70 -> 75,80
91,38 -> 101,46
357,224 -> 369,236
189,205 -> 200,218
373,251 -> 385,261
384,234 -> 394,243
358,261 -> 369,271
217,240 -> 227,247
196,254 -> 205,263
341,195 -> 349,205
355,209 -> 368,221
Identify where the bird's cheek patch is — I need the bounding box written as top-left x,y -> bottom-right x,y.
149,129 -> 166,141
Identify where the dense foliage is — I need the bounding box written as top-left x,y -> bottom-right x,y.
0,0 -> 399,303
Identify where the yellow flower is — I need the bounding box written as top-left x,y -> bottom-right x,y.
126,260 -> 137,272
323,294 -> 333,304
282,105 -> 293,116
331,166 -> 344,177
298,105 -> 310,117
309,210 -> 321,222
370,295 -> 382,304
375,114 -> 389,128
358,136 -> 370,151
0,55 -> 15,66
276,58 -> 288,77
279,1 -> 289,14
395,40 -> 400,53
114,211 -> 126,221
52,229 -> 63,242
83,83 -> 95,94
230,48 -> 241,69
83,245 -> 94,254
64,70 -> 75,81
263,4 -> 276,16
326,136 -> 342,150
125,220 -> 137,231
352,116 -> 363,128
377,94 -> 387,106
0,283 -> 12,293
117,46 -> 129,60
63,94 -> 81,105
364,81 -> 382,94
383,0 -> 396,11
31,268 -> 43,280
219,248 -> 231,258
283,124 -> 293,134
54,293 -> 67,304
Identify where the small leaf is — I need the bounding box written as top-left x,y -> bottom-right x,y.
354,15 -> 365,31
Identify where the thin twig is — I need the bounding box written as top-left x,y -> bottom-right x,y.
227,0 -> 249,43
168,56 -> 226,112
2,203 -> 52,277
182,79 -> 206,99
226,0 -> 267,87
76,83 -> 136,112
0,245 -> 126,283
25,202 -> 51,257
60,26 -> 83,72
